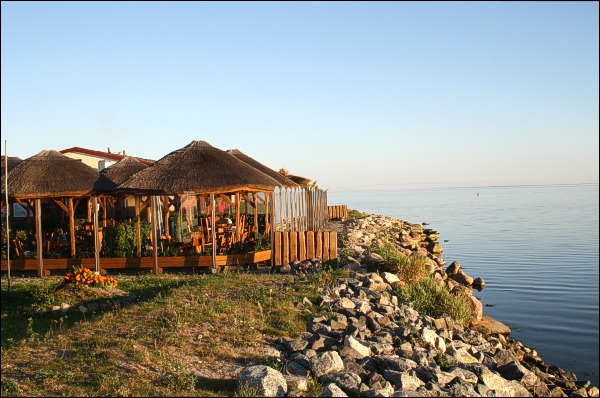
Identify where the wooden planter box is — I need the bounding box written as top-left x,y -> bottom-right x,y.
1,249 -> 272,273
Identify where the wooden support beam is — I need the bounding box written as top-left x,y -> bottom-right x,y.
69,198 -> 76,258
93,196 -> 100,273
135,195 -> 141,257
241,193 -> 255,208
235,192 -> 241,243
150,196 -> 159,275
210,193 -> 217,271
218,194 -> 235,208
51,198 -> 69,214
35,199 -> 44,277
255,193 -> 267,205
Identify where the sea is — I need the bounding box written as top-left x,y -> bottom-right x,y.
328,183 -> 599,386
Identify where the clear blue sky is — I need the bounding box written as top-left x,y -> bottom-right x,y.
2,1 -> 598,191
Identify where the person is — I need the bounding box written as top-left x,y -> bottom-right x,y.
217,200 -> 227,215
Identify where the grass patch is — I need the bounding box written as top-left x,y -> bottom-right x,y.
347,209 -> 368,219
394,277 -> 473,326
0,269 -> 348,397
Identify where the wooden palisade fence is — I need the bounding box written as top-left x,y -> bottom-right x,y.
328,205 -> 348,221
273,230 -> 337,266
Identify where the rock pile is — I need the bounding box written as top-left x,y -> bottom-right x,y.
239,270 -> 597,397
240,213 -> 598,397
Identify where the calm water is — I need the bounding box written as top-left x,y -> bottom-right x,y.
329,184 -> 599,385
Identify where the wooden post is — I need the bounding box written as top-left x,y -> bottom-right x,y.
135,195 -> 141,257
210,193 -> 217,272
150,195 -> 159,274
68,198 -> 76,258
235,192 -> 241,243
282,232 -> 289,265
298,231 -> 306,262
306,231 -> 315,259
87,198 -> 92,222
35,199 -> 44,277
290,231 -> 298,262
93,196 -> 100,273
269,192 -> 275,265
278,188 -> 284,232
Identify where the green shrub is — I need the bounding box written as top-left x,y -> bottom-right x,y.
371,241 -> 430,284
395,277 -> 473,326
102,221 -> 151,258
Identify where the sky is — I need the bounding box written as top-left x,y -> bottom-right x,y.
2,1 -> 598,192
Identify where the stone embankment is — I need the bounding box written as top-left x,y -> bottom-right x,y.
237,213 -> 598,397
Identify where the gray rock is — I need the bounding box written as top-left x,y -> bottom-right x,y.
283,338 -> 309,352
447,383 -> 481,397
372,355 -> 418,373
285,375 -> 308,392
320,383 -> 348,397
321,372 -> 362,396
463,364 -> 531,397
279,263 -> 292,273
309,322 -> 332,335
451,270 -> 474,286
330,314 -> 348,330
237,365 -> 287,397
496,360 -> 538,388
414,367 -> 457,387
382,369 -> 424,391
310,351 -> 345,378
309,334 -> 339,351
286,361 -> 309,377
449,367 -> 479,384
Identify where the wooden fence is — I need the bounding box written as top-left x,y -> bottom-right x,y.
274,188 -> 328,232
328,205 -> 348,221
273,230 -> 337,266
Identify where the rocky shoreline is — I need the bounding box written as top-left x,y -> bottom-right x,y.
238,212 -> 598,397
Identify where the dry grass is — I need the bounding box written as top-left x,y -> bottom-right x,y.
1,269 -> 346,397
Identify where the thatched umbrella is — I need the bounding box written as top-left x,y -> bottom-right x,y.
117,141 -> 280,195
4,150 -> 104,276
286,174 -> 314,188
116,140 -> 281,270
227,149 -> 300,233
6,150 -> 103,199
226,149 -> 299,189
96,156 -> 148,193
1,156 -> 22,196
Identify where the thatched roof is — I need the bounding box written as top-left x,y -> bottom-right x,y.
1,156 -> 22,172
95,156 -> 148,193
1,156 -> 23,194
286,174 -> 314,188
4,150 -> 103,199
116,141 -> 280,195
226,149 -> 299,189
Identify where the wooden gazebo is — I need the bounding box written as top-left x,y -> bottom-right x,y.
2,150 -> 110,276
116,140 -> 280,271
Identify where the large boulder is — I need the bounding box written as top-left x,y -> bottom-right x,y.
237,365 -> 287,397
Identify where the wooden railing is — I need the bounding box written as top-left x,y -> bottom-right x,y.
273,231 -> 337,266
328,205 -> 348,221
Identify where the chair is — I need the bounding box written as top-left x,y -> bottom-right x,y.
12,239 -> 23,258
